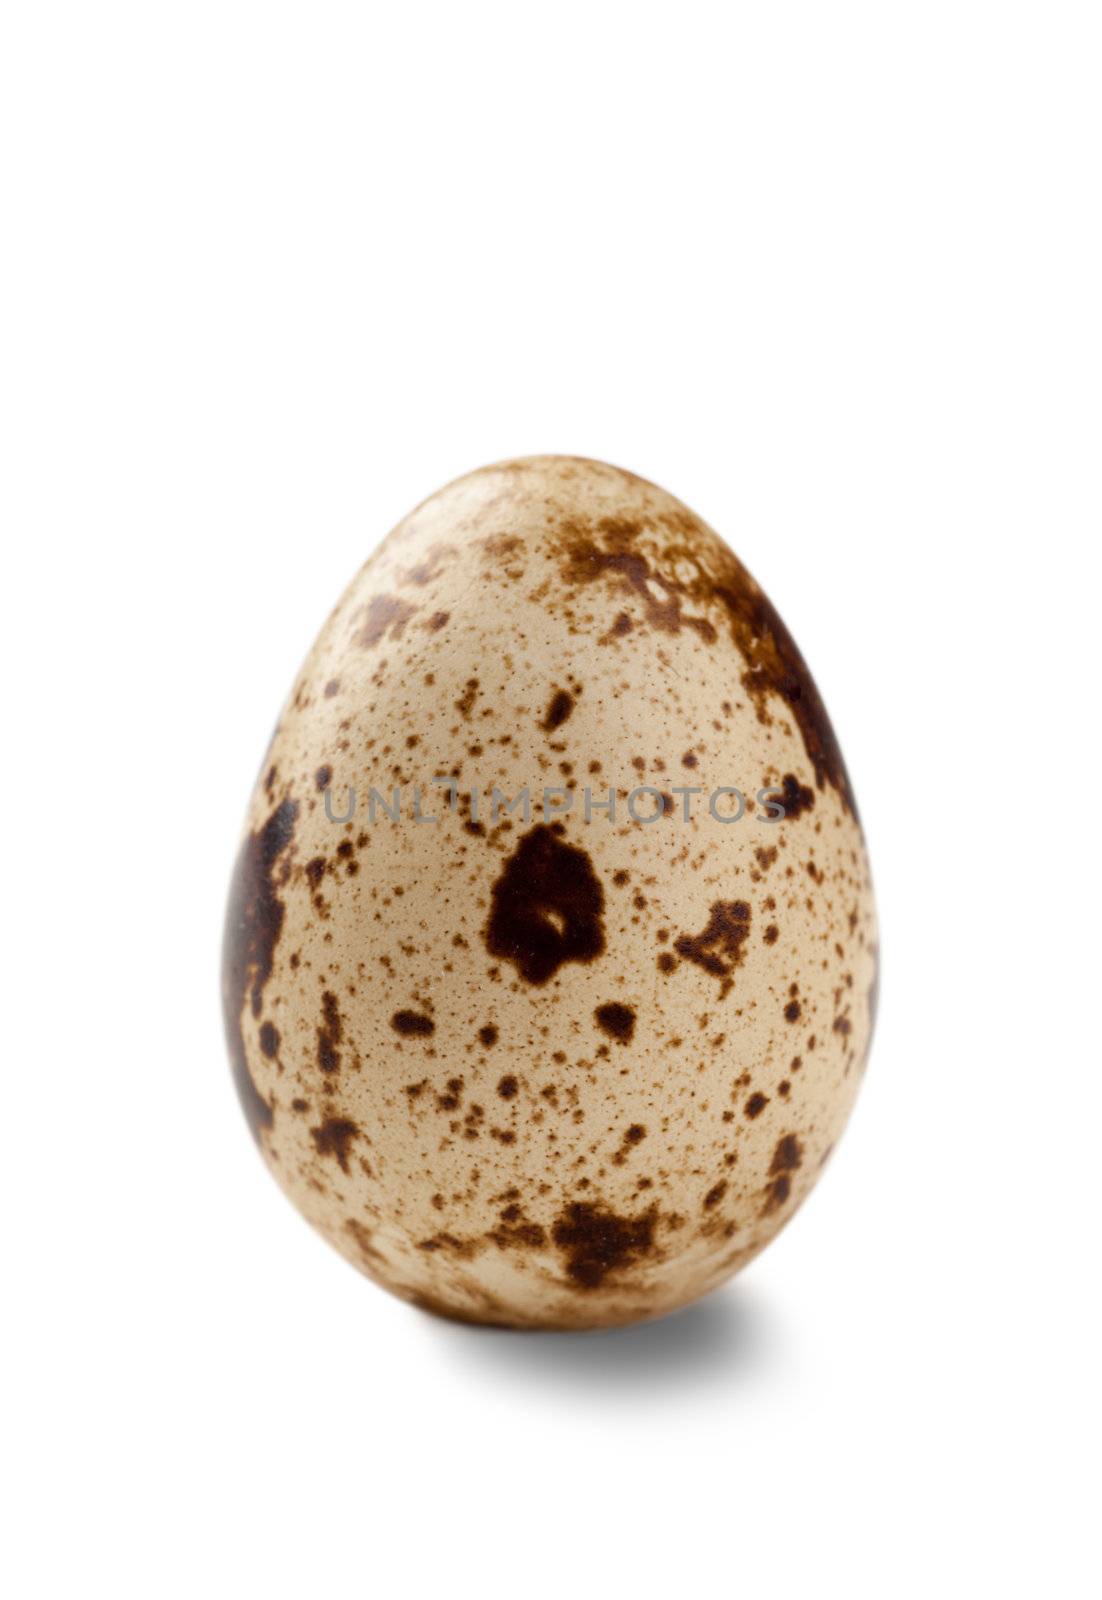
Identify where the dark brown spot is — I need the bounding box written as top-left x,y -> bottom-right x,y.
496,1074 -> 518,1100
427,610 -> 450,631
610,1132 -> 646,1171
674,900 -> 751,997
770,1134 -> 803,1174
488,1204 -> 547,1251
551,1200 -> 657,1290
418,1232 -> 478,1260
310,1116 -> 360,1173
774,772 -> 815,819
318,990 -> 342,1073
258,1020 -> 280,1059
391,1009 -> 434,1037
478,1023 -> 499,1048
221,798 -> 298,1142
761,1174 -> 791,1214
436,1077 -> 463,1111
594,1002 -> 636,1044
492,1222 -> 546,1251
456,678 -> 479,719
485,825 -> 605,985
315,765 -> 332,792
703,1180 -> 728,1211
745,1092 -> 768,1119
784,1000 -> 801,1023
541,689 -> 574,732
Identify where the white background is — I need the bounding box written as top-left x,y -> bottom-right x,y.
2,5 -> 1100,1597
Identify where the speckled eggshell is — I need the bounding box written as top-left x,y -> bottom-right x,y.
222,457 -> 878,1330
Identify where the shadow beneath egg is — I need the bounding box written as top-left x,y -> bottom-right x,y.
421,1282 -> 783,1397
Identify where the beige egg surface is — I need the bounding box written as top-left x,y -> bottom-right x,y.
222,456 -> 878,1330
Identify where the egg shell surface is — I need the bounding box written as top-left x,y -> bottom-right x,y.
222,457 -> 878,1329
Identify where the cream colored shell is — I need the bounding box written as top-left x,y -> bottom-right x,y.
222,457 -> 878,1329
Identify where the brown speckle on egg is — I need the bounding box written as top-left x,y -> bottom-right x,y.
674,900 -> 752,998
594,1002 -> 636,1044
391,1009 -> 434,1037
541,688 -> 575,731
310,1116 -> 360,1173
484,825 -> 605,985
